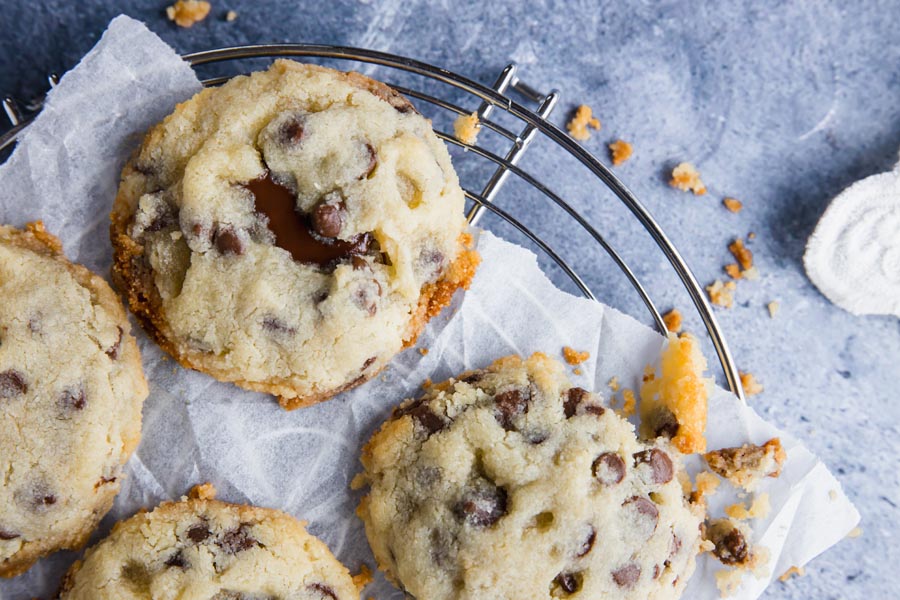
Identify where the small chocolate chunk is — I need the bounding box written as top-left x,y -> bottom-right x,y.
406,402 -> 445,435
454,483 -> 508,527
362,356 -> 377,370
623,496 -> 659,538
351,255 -> 371,271
0,369 -> 27,399
16,482 -> 56,512
353,280 -> 381,316
307,583 -> 338,599
653,564 -> 661,579
554,572 -> 581,594
576,525 -> 596,558
0,529 -> 19,540
105,327 -> 124,360
311,201 -> 345,238
262,316 -> 296,336
214,226 -> 245,255
58,388 -> 86,412
584,405 -> 606,416
94,476 -> 117,489
219,524 -> 257,554
359,142 -> 377,180
706,519 -> 751,566
186,523 -> 210,543
563,387 -> 589,418
278,113 -> 307,146
494,389 -> 528,431
633,448 -> 674,484
526,430 -> 549,445
651,407 -> 680,439
164,550 -> 189,569
592,453 -> 626,487
612,563 -> 641,588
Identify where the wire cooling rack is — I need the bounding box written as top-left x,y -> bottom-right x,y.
0,45 -> 746,403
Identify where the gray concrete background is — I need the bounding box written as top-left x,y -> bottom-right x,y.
1,1 -> 897,598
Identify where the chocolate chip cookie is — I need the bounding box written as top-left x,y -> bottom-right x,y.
111,59 -> 478,410
57,488 -> 362,599
356,353 -> 704,600
0,222 -> 147,578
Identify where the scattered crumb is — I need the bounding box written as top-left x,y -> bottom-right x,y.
828,489 -> 838,501
692,471 -> 721,504
767,301 -> 780,318
418,348 -> 429,356
566,105 -> 601,141
724,263 -> 743,280
707,279 -> 735,308
705,438 -> 785,489
620,389 -> 636,417
725,493 -> 771,520
723,197 -> 743,213
847,526 -> 863,539
662,308 -> 683,333
748,232 -> 757,240
715,568 -> 744,597
728,238 -> 754,271
350,472 -> 367,490
225,9 -> 237,21
639,333 -> 710,454
188,482 -> 217,500
739,371 -> 764,396
573,367 -> 583,375
353,564 -> 374,589
562,346 -> 590,365
166,0 -> 212,27
609,139 -> 633,166
670,162 -> 707,195
453,111 -> 481,145
742,266 -> 760,280
607,376 -> 620,392
779,565 -> 805,582
422,377 -> 433,388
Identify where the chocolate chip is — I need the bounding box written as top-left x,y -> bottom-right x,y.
592,453 -> 626,487
351,255 -> 371,271
633,448 -> 674,484
707,521 -> 750,565
612,563 -> 641,588
219,524 -> 257,554
359,142 -> 377,180
94,476 -> 117,489
353,280 -> 381,316
307,583 -> 338,599
526,430 -> 549,444
494,389 -> 527,431
576,525 -> 596,558
460,372 -> 483,384
262,316 -> 296,336
650,407 -> 680,439
311,201 -> 345,238
58,388 -> 86,412
584,405 -> 606,416
0,529 -> 19,540
186,523 -> 210,543
363,356 -> 377,370
214,226 -> 245,255
623,496 -> 659,538
0,369 -> 27,399
164,550 -> 189,569
454,483 -> 508,527
105,327 -> 124,360
554,572 -> 581,594
277,113 -> 307,146
406,402 -> 445,435
563,387 -> 588,418
16,482 -> 56,512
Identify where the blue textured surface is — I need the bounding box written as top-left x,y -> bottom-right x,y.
1,1 -> 897,598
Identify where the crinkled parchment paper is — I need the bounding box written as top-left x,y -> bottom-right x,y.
0,16 -> 859,600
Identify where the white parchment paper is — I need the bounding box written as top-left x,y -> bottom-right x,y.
0,16 -> 859,600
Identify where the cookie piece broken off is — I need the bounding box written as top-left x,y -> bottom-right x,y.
111,59 -> 478,410
704,438 -> 786,490
0,222 -> 148,578
57,489 -> 361,599
357,353 -> 704,600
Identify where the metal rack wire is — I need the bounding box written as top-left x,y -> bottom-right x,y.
0,45 -> 746,403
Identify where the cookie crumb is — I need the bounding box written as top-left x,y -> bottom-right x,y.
620,389 -> 636,417
739,371 -> 764,396
225,9 -> 237,21
779,565 -> 805,582
662,308 -> 683,333
705,438 -> 785,489
609,139 -> 633,165
724,263 -> 743,280
847,526 -> 863,539
562,346 -> 589,365
566,105 -> 601,141
670,162 -> 707,195
723,197 -> 743,213
742,266 -> 760,280
725,493 -> 771,520
767,301 -> 780,318
353,564 -> 374,589
187,482 -> 217,500
692,471 -> 721,504
707,279 -> 735,308
166,0 -> 212,27
453,112 -> 481,145
728,238 -> 753,271
607,376 -> 620,392
748,232 -> 757,240
418,348 -> 429,356
572,367 -> 583,375
350,473 -> 367,490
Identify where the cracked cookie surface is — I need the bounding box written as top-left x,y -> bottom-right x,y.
111,59 -> 477,410
0,222 -> 147,578
57,494 -> 361,599
357,353 -> 703,600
